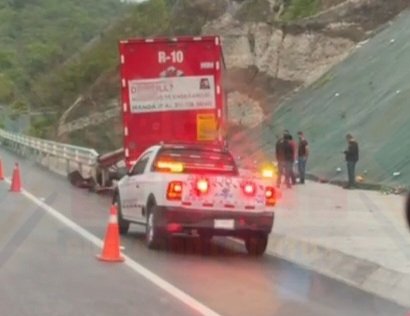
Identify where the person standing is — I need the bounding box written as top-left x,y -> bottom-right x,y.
284,131 -> 297,185
275,135 -> 285,188
297,131 -> 309,184
283,132 -> 295,188
344,134 -> 359,188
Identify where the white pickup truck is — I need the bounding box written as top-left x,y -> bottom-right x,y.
113,144 -> 276,256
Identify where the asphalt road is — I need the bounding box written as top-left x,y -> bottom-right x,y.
0,146 -> 407,316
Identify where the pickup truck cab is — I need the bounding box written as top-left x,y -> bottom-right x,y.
114,143 -> 276,256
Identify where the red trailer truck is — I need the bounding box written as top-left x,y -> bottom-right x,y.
119,35 -> 227,168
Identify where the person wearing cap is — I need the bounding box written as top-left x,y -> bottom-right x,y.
297,131 -> 309,184
282,130 -> 295,188
344,134 -> 359,188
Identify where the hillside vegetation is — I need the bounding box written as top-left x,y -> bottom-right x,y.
0,0 -> 126,107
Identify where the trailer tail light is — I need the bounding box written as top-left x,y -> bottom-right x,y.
156,161 -> 184,173
167,181 -> 183,200
265,186 -> 276,206
242,182 -> 256,196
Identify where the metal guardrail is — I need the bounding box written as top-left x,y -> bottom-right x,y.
0,128 -> 98,167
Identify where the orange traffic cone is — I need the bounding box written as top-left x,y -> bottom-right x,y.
10,163 -> 22,192
0,159 -> 4,181
97,204 -> 124,262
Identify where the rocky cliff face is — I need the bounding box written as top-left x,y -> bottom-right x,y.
205,0 -> 409,129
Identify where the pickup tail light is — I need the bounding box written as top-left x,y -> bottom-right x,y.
167,181 -> 183,200
196,179 -> 209,194
242,181 -> 256,196
265,186 -> 276,206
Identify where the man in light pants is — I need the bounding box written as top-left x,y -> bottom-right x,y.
297,131 -> 309,184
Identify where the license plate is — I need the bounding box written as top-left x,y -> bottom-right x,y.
214,219 -> 234,230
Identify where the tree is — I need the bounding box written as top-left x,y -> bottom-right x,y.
0,74 -> 15,103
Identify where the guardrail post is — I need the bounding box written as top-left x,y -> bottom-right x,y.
46,153 -> 50,168
63,147 -> 70,174
74,149 -> 83,176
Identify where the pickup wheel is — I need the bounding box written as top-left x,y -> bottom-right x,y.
146,204 -> 164,249
114,193 -> 130,235
245,234 -> 268,256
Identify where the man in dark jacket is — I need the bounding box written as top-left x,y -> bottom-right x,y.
275,135 -> 285,188
344,134 -> 359,188
282,132 -> 295,188
284,131 -> 296,185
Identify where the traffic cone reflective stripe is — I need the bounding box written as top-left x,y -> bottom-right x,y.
97,205 -> 124,262
10,163 -> 21,192
0,159 -> 4,181
109,214 -> 117,224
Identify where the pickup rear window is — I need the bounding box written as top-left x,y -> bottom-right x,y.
153,148 -> 239,176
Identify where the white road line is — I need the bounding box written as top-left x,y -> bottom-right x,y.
3,178 -> 222,316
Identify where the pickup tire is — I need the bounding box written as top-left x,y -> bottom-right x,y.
113,192 -> 130,235
68,170 -> 85,187
146,203 -> 164,249
245,234 -> 268,256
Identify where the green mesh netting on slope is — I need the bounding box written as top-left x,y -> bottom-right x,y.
232,10 -> 410,189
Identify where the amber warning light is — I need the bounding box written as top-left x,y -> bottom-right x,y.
262,168 -> 275,178
156,161 -> 184,173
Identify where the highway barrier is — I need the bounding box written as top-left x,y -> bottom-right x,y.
0,128 -> 98,178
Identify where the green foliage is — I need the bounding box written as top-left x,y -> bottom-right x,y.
28,115 -> 54,138
11,99 -> 28,113
0,73 -> 15,102
0,0 -> 126,104
235,0 -> 272,22
282,0 -> 320,21
170,0 -> 227,34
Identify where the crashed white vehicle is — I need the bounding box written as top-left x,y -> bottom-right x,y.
113,144 -> 276,256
